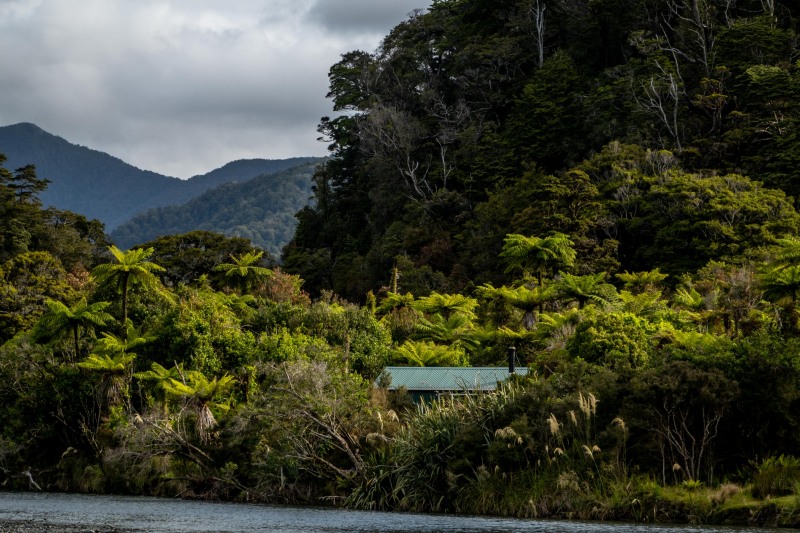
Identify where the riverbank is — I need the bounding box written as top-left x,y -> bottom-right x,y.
0,520 -> 138,532
439,477 -> 800,529
0,491 -> 795,533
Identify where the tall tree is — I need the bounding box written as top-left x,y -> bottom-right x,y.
139,231 -> 259,288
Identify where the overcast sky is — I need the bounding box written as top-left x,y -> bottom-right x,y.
0,0 -> 431,178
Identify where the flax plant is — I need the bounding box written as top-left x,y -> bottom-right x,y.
348,383 -> 519,513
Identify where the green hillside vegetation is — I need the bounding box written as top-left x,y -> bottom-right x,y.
2,0 -> 800,527
110,160 -> 320,257
284,0 -> 800,301
2,158 -> 800,527
0,122 -> 318,229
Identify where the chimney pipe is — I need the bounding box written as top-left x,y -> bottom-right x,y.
507,346 -> 516,375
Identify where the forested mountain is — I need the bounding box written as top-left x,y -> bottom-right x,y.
0,122 -> 316,229
284,0 -> 800,300
110,160 -> 321,257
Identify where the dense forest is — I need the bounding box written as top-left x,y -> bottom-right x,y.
2,0 -> 800,527
284,0 -> 800,300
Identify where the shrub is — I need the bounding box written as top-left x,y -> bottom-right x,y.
752,455 -> 800,499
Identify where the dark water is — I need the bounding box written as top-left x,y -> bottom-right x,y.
0,492 -> 788,533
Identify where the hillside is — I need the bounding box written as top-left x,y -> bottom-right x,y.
284,0 -> 800,300
150,157 -> 321,208
0,122 -> 316,230
110,160 -> 320,257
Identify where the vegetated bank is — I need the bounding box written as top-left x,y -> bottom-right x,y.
1,153 -> 800,528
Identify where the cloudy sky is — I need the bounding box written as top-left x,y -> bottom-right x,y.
0,0 -> 431,178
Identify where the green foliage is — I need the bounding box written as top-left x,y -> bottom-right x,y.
31,298 -> 113,360
500,233 -> 576,285
162,369 -> 237,443
137,231 -> 261,288
616,269 -> 668,294
284,0 -> 800,300
751,455 -> 800,499
556,272 -> 619,309
213,251 -> 273,294
412,292 -> 477,321
243,360 -> 372,485
91,245 -> 168,329
624,361 -> 739,482
506,50 -> 587,170
567,311 -> 653,372
5,3 -> 800,521
153,286 -> 256,374
730,333 -> 800,459
761,265 -> 800,305
0,251 -> 77,341
477,282 -> 557,330
255,329 -> 337,363
392,340 -> 468,367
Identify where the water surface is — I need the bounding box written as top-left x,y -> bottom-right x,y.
0,492 -> 786,533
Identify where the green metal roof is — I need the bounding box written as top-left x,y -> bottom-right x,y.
377,366 -> 529,392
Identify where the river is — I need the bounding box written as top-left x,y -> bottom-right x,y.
0,492 -> 789,533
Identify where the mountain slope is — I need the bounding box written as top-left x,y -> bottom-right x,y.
0,123 -> 182,229
110,160 -> 320,257
149,157 -> 320,208
0,122 -> 317,230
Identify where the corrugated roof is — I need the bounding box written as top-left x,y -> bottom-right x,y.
378,366 -> 529,392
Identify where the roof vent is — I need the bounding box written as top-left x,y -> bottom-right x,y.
508,346 -> 517,375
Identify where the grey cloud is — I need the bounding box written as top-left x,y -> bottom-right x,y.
307,0 -> 429,34
0,0 -> 431,178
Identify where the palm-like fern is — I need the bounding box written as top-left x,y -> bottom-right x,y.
81,322 -> 153,406
94,321 -> 154,355
615,269 -> 668,294
772,236 -> 800,268
78,351 -> 137,405
32,298 -> 113,360
477,283 -> 557,330
91,246 -> 167,334
213,251 -> 272,294
377,291 -> 416,315
672,286 -> 719,330
533,309 -> 582,350
555,272 -> 618,309
616,290 -> 668,318
761,264 -> 800,305
414,313 -> 479,353
162,370 -> 236,443
412,292 -> 477,320
673,286 -> 705,309
134,362 -> 185,412
499,233 -> 576,285
392,340 -> 467,367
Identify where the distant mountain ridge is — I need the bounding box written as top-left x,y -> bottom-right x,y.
110,161 -> 320,258
0,122 -> 318,230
